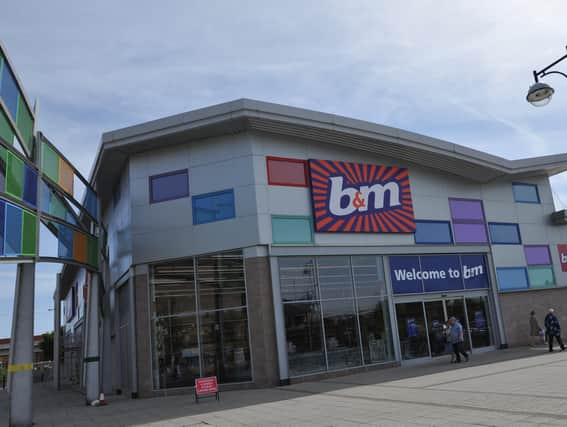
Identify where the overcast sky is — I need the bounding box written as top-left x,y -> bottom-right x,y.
1,1 -> 567,337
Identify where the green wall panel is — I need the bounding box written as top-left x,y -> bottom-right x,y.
6,151 -> 23,199
272,215 -> 314,244
16,97 -> 33,154
21,210 -> 36,255
87,236 -> 98,267
528,266 -> 555,289
49,193 -> 66,219
0,109 -> 14,145
42,142 -> 59,183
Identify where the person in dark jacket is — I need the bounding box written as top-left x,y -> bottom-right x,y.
544,308 -> 565,352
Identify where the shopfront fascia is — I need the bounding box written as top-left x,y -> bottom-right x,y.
270,245 -> 506,382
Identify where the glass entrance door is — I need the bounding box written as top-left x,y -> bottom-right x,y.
445,298 -> 471,351
466,296 -> 492,348
395,302 -> 429,360
424,301 -> 447,357
397,294 -> 494,361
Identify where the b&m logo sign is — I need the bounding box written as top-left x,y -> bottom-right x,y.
308,159 -> 415,233
559,244 -> 567,272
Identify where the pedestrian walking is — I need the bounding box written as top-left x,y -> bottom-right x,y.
544,308 -> 565,352
444,321 -> 456,363
448,317 -> 469,363
529,310 -> 542,347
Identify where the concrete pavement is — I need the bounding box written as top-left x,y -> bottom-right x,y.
2,347 -> 567,426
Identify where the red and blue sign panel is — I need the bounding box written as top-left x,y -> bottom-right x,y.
308,159 -> 415,233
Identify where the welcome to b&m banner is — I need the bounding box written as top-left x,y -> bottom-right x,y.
308,159 -> 415,233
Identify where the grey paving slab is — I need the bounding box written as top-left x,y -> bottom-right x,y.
2,348 -> 567,426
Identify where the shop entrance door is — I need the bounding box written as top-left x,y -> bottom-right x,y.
397,293 -> 494,361
395,302 -> 429,360
424,301 -> 446,357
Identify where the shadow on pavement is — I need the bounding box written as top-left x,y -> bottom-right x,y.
0,346 -> 556,427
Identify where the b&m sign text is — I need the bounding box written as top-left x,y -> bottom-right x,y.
309,159 -> 415,233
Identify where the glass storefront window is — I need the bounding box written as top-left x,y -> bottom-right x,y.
357,297 -> 394,364
197,252 -> 247,311
322,298 -> 361,369
199,307 -> 251,383
154,315 -> 199,389
197,251 -> 251,384
352,256 -> 387,298
317,256 -> 353,300
280,255 -> 395,377
153,261 -> 196,316
151,250 -> 252,389
279,257 -> 318,302
284,302 -> 326,376
152,259 -> 198,389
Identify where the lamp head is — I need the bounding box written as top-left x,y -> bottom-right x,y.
527,82 -> 555,106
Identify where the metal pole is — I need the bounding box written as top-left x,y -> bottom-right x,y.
269,256 -> 289,383
128,269 -> 139,398
8,262 -> 36,427
53,273 -> 61,390
84,272 -> 100,404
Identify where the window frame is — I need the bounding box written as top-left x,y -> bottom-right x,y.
266,156 -> 309,187
413,219 -> 453,244
512,182 -> 540,204
449,198 -> 488,244
192,188 -> 236,225
488,222 -> 522,245
149,168 -> 189,204
524,245 -> 552,266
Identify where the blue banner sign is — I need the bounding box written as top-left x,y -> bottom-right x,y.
390,254 -> 488,294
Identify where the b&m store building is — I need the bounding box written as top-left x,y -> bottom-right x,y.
60,99 -> 567,397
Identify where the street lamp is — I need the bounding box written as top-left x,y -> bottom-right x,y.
526,45 -> 567,107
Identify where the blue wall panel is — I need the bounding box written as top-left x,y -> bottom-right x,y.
5,203 -> 22,255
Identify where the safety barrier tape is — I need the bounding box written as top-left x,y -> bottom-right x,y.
7,363 -> 33,373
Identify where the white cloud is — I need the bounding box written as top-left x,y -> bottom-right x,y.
1,1 -> 567,334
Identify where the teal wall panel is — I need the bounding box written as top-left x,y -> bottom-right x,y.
272,215 -> 313,244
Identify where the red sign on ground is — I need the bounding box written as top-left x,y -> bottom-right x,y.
195,376 -> 218,395
558,245 -> 567,272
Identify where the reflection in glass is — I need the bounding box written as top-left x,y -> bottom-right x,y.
284,302 -> 326,376
279,257 -> 318,302
280,255 -> 395,376
197,252 -> 246,311
396,302 -> 429,360
151,259 -> 199,388
466,296 -> 492,348
318,256 -> 353,300
352,256 -> 387,298
151,250 -> 252,388
445,298 -> 470,351
357,297 -> 394,364
322,298 -> 361,370
200,307 -> 251,383
154,315 -> 200,388
424,301 -> 447,357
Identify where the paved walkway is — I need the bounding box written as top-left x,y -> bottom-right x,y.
2,347 -> 567,426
